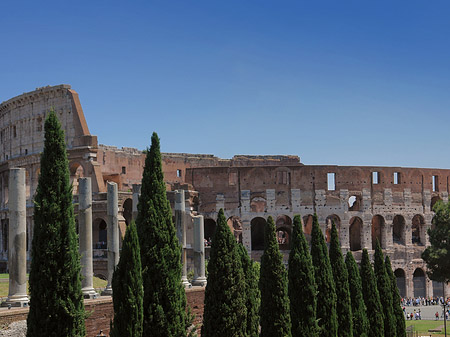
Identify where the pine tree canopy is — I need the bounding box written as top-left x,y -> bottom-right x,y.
136,132 -> 187,337
259,216 -> 292,337
329,222 -> 353,337
288,215 -> 318,337
202,209 -> 247,337
345,252 -> 369,337
27,110 -> 85,337
373,240 -> 396,337
422,200 -> 450,283
385,255 -> 406,337
237,243 -> 260,337
111,221 -> 143,337
310,214 -> 337,337
360,249 -> 384,337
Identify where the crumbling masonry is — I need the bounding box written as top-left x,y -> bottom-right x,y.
0,85 -> 448,299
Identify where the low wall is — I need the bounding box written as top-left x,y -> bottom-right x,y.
0,287 -> 206,337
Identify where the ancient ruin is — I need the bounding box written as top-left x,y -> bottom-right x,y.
0,84 -> 448,300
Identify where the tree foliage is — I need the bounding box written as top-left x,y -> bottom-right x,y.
329,223 -> 353,337
202,209 -> 247,337
345,252 -> 369,337
136,132 -> 187,337
111,221 -> 144,337
385,255 -> 406,337
422,200 -> 450,283
310,214 -> 337,337
259,216 -> 292,337
288,215 -> 318,337
27,110 -> 85,337
360,249 -> 384,337
373,241 -> 396,337
237,243 -> 260,337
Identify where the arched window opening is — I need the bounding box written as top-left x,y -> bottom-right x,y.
123,198 -> 133,226
393,215 -> 405,245
93,218 -> 107,249
349,217 -> 362,251
250,197 -> 266,213
412,214 -> 425,245
204,219 -> 216,246
69,162 -> 84,195
413,268 -> 426,298
371,215 -> 385,250
326,214 -> 341,243
227,216 -> 243,243
394,269 -> 406,298
276,215 -> 292,250
302,214 -> 313,244
251,217 -> 266,250
348,195 -> 362,211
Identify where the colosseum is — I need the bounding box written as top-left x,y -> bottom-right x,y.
0,84 -> 447,299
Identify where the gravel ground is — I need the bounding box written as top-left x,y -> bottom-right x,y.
0,320 -> 26,337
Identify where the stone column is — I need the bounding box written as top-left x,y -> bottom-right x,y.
78,178 -> 98,299
132,184 -> 141,221
103,182 -> 120,295
192,215 -> 207,286
3,168 -> 29,307
175,190 -> 190,288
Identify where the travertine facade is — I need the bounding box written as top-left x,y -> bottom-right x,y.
0,85 -> 447,300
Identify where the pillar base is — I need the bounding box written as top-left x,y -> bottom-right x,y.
182,278 -> 192,289
82,287 -> 99,299
101,286 -> 113,296
192,277 -> 207,287
1,295 -> 29,308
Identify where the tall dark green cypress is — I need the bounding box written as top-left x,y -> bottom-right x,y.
111,221 -> 143,337
345,252 -> 369,337
202,209 -> 247,337
360,249 -> 384,337
259,216 -> 292,337
310,214 -> 337,337
136,132 -> 186,337
27,110 -> 85,337
385,255 -> 406,337
237,243 -> 260,337
288,215 -> 318,337
329,223 -> 353,337
373,241 -> 396,337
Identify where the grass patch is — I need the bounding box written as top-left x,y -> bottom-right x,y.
406,320 -> 448,336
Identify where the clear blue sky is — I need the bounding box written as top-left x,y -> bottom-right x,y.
2,1 -> 450,168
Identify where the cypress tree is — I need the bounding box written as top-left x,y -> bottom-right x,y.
360,249 -> 384,337
202,209 -> 247,337
27,110 -> 85,337
310,214 -> 337,337
345,252 -> 369,337
111,221 -> 144,337
237,243 -> 260,337
373,240 -> 396,337
259,216 -> 291,337
329,223 -> 353,337
136,132 -> 187,337
288,215 -> 318,337
385,255 -> 406,337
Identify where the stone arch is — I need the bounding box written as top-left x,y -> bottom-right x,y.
251,217 -> 266,250
69,162 -> 84,195
250,196 -> 267,213
276,215 -> 292,250
371,215 -> 385,249
122,198 -> 132,226
204,218 -> 216,245
349,216 -> 362,251
394,269 -> 406,298
227,216 -> 243,243
412,214 -> 425,245
302,214 -> 314,244
413,268 -> 426,298
93,218 -> 107,249
348,195 -> 362,211
393,215 -> 405,245
326,214 -> 341,243
431,196 -> 442,211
